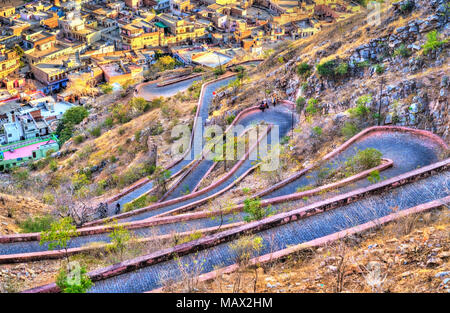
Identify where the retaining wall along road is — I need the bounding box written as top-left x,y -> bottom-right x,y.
22,158 -> 449,293
252,125 -> 448,199
90,73 -> 238,216
148,195 -> 450,292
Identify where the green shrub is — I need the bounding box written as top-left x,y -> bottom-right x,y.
11,167 -> 29,183
301,82 -> 308,92
134,130 -> 141,142
20,215 -> 55,233
241,187 -> 251,195
393,44 -> 411,58
399,0 -> 414,13
280,135 -> 290,145
349,95 -> 372,119
296,185 -> 314,193
375,64 -> 385,74
243,197 -> 272,222
422,30 -> 447,55
345,148 -> 382,174
150,122 -> 164,136
130,97 -> 151,114
49,159 -> 58,172
213,66 -> 225,77
317,60 -> 337,77
341,122 -> 359,139
305,98 -> 319,115
99,83 -> 113,94
356,60 -> 370,68
73,135 -> 84,144
367,169 -> 381,184
103,117 -> 114,128
335,62 -> 349,76
312,126 -> 322,136
42,192 -> 55,205
226,114 -> 236,124
56,266 -> 92,293
117,163 -> 156,188
296,97 -> 306,113
297,62 -> 311,77
89,126 -> 101,138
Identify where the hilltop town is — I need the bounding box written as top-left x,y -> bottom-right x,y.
0,0 -> 448,296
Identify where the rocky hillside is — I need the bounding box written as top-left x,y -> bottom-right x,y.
211,0 -> 448,164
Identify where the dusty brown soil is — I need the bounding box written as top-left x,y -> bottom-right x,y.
0,193 -> 51,235
179,207 -> 450,293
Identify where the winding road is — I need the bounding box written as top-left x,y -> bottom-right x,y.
0,68 -> 448,293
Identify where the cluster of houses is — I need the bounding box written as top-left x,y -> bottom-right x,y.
0,0 -> 360,170
0,91 -> 73,170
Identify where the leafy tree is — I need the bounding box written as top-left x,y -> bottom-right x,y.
40,217 -> 78,263
106,221 -> 131,261
56,106 -> 89,144
153,166 -> 171,196
62,106 -> 89,125
154,55 -> 177,72
243,197 -> 272,222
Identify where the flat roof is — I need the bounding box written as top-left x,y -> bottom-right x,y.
155,22 -> 168,28
2,139 -> 57,161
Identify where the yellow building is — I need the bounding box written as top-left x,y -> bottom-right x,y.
0,6 -> 15,18
215,0 -> 237,5
0,49 -> 20,80
121,21 -> 163,49
157,14 -> 207,45
172,0 -> 194,13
